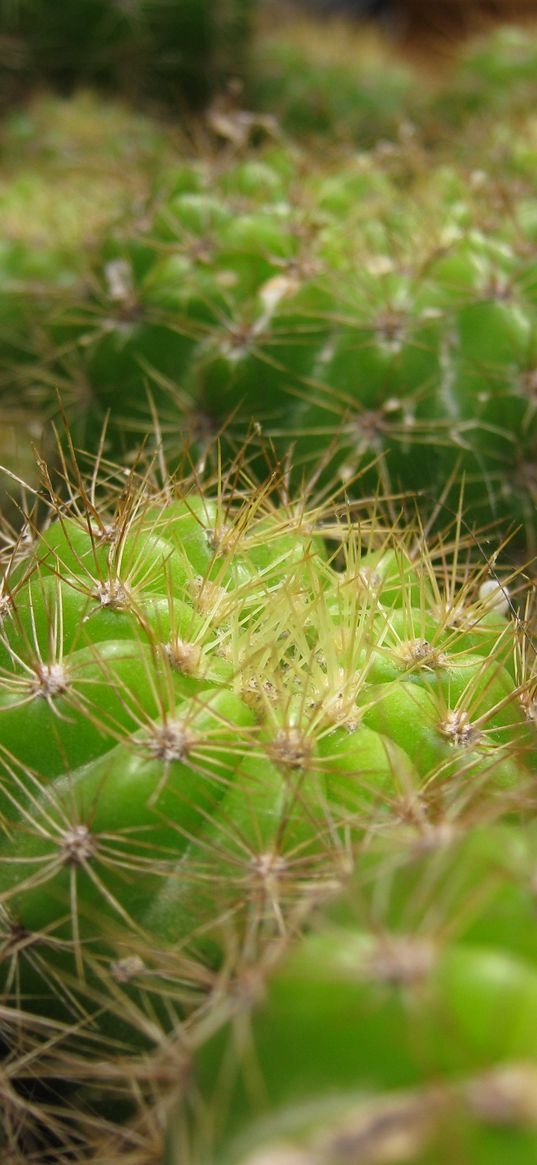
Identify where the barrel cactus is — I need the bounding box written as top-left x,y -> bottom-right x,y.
0,443 -> 534,1154
4,26 -> 537,549
2,12 -> 537,1162
252,17 -> 537,143
30,134 -> 537,551
170,815 -> 537,1163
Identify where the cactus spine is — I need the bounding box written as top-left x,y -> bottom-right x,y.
2,10 -> 537,1164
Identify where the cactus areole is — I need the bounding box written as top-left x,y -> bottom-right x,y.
0,454 -> 534,1061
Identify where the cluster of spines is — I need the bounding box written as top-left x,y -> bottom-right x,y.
2,11 -> 537,1164
4,88 -> 537,548
170,799 -> 537,1163
0,434 -> 536,1158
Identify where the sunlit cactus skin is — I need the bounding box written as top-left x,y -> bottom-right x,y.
0,0 -> 254,109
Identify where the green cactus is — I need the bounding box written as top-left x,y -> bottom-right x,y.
3,16 -> 537,1161
0,90 -> 174,512
0,0 -> 254,109
251,18 -> 537,148
250,15 -> 416,145
0,444 -> 534,1156
26,133 -> 537,550
5,27 -> 537,548
171,818 -> 537,1163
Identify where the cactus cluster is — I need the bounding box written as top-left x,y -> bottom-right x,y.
1,443 -> 535,1156
2,5 -> 537,1164
4,28 -> 537,550
252,15 -> 537,141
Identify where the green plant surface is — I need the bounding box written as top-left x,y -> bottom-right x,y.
0,89 -> 175,512
0,443 -> 534,1157
27,128 -> 537,551
0,91 -> 173,245
4,14 -> 537,1165
251,14 -> 416,146
251,15 -> 537,149
5,28 -> 537,548
171,818 -> 537,1163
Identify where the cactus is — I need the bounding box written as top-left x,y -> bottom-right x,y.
251,12 -> 416,144
0,89 -> 174,513
170,817 -> 537,1163
252,17 -> 537,143
0,0 -> 254,110
27,128 -> 537,551
4,28 -> 537,548
3,14 -> 537,1161
0,441 -> 535,1156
